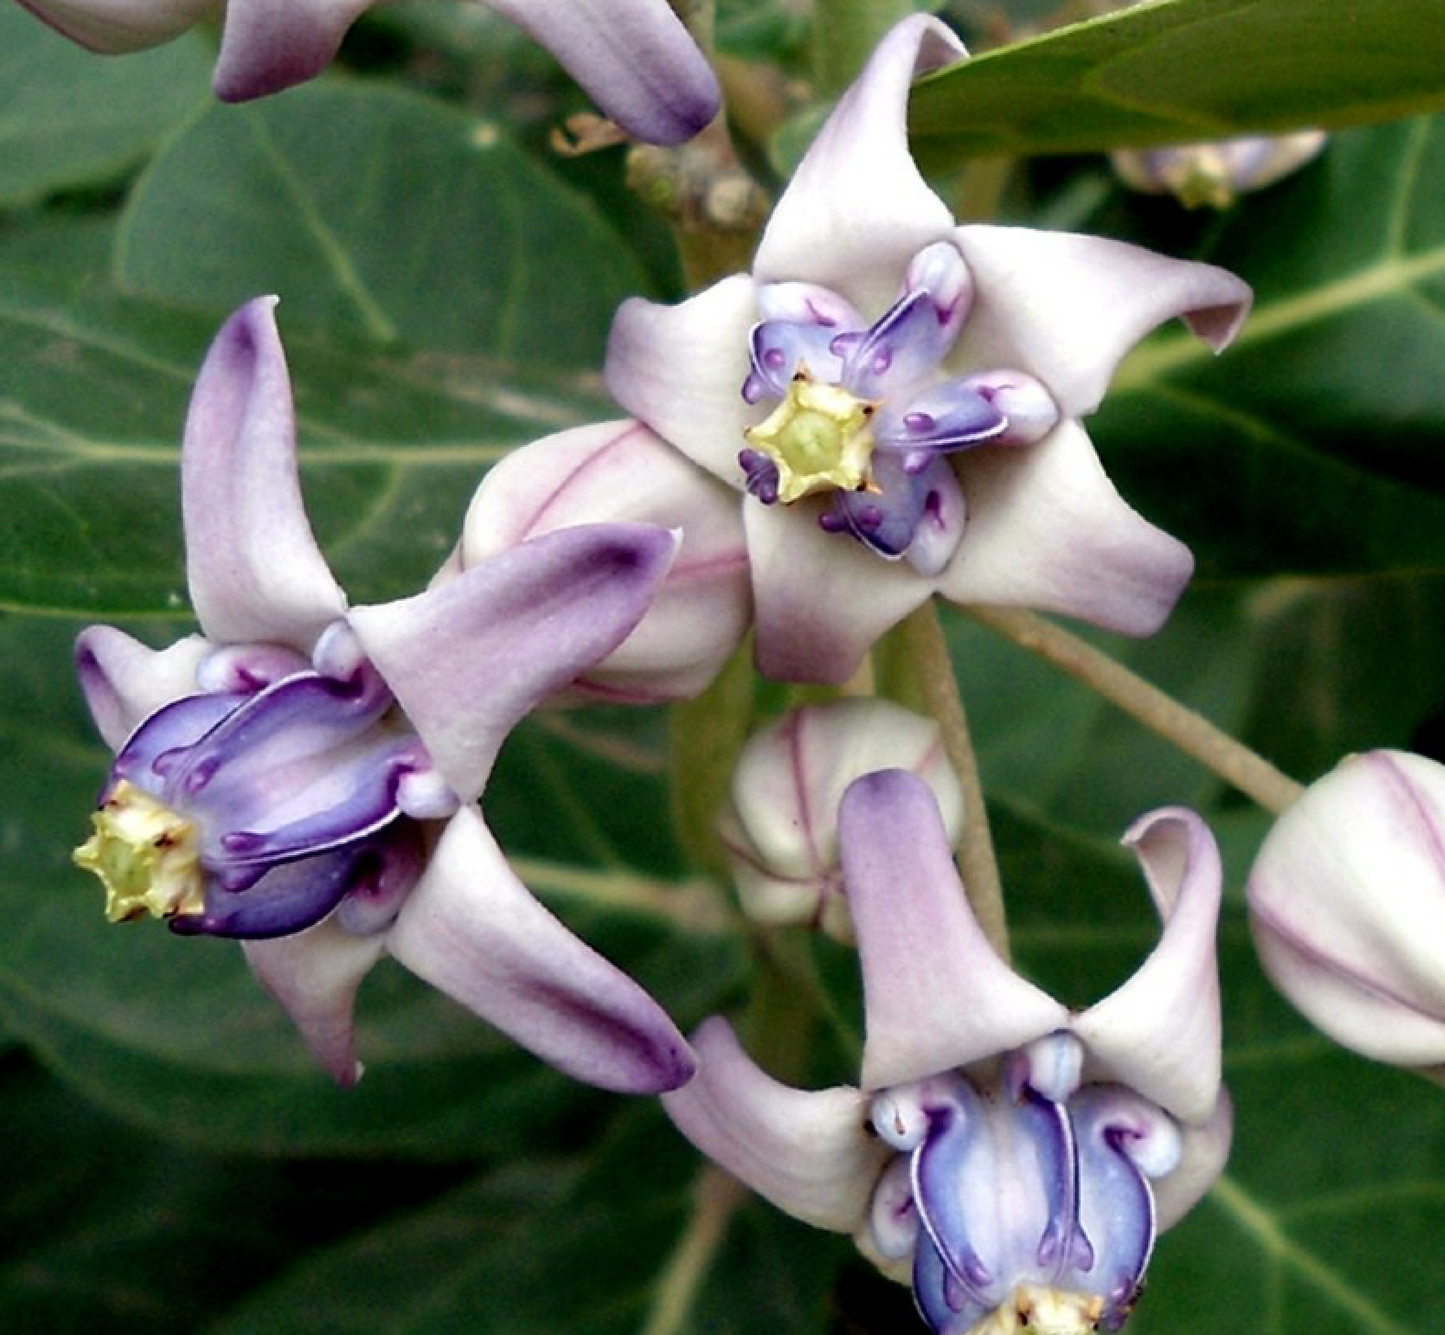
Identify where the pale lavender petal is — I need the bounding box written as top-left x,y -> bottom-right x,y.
1073,808 -> 1222,1125
754,16 -> 964,312
349,524 -> 677,802
243,918 -> 387,1087
1151,1088 -> 1232,1231
949,226 -> 1251,418
182,297 -> 346,650
840,770 -> 1068,1091
605,277 -> 759,484
936,418 -> 1194,637
486,0 -> 720,144
74,626 -> 210,749
460,421 -> 749,704
661,1016 -> 885,1229
386,808 -> 695,1093
745,500 -> 932,684
15,0 -> 211,52
213,0 -> 370,101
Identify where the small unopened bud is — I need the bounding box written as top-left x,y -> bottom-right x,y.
718,700 -> 962,940
1111,131 -> 1327,209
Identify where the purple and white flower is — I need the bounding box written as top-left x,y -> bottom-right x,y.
665,770 -> 1230,1333
606,15 -> 1252,683
73,296 -> 694,1094
457,419 -> 750,704
1111,131 -> 1328,209
1248,749 -> 1445,1081
717,698 -> 962,939
16,0 -> 720,144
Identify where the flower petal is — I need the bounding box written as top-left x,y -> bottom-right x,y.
936,418 -> 1194,637
182,297 -> 347,650
1073,808 -> 1223,1125
213,0 -> 369,101
605,276 -> 759,484
753,15 -> 963,313
746,499 -> 933,684
349,523 -> 677,802
661,1016 -> 885,1229
74,626 -> 210,749
243,917 -> 387,1087
460,421 -> 750,703
949,225 -> 1251,418
486,0 -> 720,144
840,770 -> 1068,1091
386,807 -> 695,1093
1152,1088 -> 1232,1231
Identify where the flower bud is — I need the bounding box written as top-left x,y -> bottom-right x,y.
1247,749 -> 1445,1078
717,700 -> 963,940
1111,130 -> 1327,209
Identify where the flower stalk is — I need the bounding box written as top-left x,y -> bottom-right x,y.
967,604 -> 1305,814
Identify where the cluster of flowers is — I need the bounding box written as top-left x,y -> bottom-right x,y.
36,1 -> 1438,1330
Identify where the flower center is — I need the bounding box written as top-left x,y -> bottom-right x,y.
744,374 -> 875,503
74,778 -> 205,923
970,1286 -> 1105,1335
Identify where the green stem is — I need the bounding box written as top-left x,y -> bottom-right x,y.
966,606 -> 1305,815
895,601 -> 1011,960
814,0 -> 917,94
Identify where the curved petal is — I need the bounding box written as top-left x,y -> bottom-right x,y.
1073,808 -> 1223,1125
949,226 -> 1251,418
840,770 -> 1069,1091
74,626 -> 210,749
213,0 -> 370,101
349,523 -> 677,802
661,1017 -> 884,1230
15,0 -> 212,53
746,499 -> 933,684
486,0 -> 720,145
461,421 -> 750,703
182,297 -> 347,650
386,807 -> 695,1093
243,917 -> 388,1087
754,15 -> 963,313
605,277 -> 759,483
937,419 -> 1194,637
1152,1088 -> 1232,1231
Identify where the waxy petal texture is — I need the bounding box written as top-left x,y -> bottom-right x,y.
213,0 -> 368,100
841,770 -> 1069,1090
487,0 -> 720,145
349,524 -> 678,803
15,0 -> 209,52
74,626 -> 211,749
1074,807 -> 1223,1124
387,808 -> 696,1094
1248,750 -> 1445,1074
460,421 -> 749,703
182,296 -> 347,653
662,1017 -> 887,1228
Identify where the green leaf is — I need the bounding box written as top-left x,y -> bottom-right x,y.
911,0 -> 1445,159
207,1104 -> 845,1335
0,9 -> 210,208
0,279 -> 613,617
113,80 -> 649,363
1087,112 -> 1445,582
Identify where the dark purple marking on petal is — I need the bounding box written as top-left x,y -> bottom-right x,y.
109,691 -> 250,799
913,1232 -> 989,1334
825,453 -> 961,565
739,448 -> 781,505
744,319 -> 848,401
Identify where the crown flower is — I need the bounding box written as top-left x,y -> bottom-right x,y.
605,15 -> 1252,683
665,771 -> 1231,1334
72,296 -> 695,1094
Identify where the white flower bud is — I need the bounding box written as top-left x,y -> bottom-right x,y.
718,699 -> 963,940
1247,750 -> 1445,1078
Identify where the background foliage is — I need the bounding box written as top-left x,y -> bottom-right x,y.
3,1 -> 1444,1332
